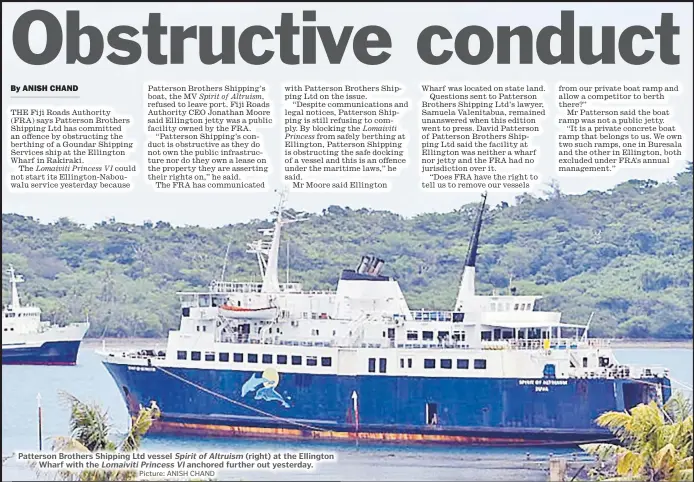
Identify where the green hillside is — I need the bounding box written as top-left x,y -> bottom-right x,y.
2,166 -> 692,339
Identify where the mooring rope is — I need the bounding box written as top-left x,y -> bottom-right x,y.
154,366 -> 328,432
154,366 -> 690,443
671,377 -> 693,392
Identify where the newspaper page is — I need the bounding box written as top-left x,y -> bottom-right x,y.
2,2 -> 693,482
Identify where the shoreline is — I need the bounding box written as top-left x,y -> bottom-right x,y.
83,337 -> 694,349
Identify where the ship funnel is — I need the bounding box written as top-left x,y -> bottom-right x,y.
372,259 -> 385,276
357,256 -> 371,274
454,193 -> 487,310
366,256 -> 379,274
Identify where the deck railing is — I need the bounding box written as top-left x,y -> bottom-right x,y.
207,281 -> 336,295
505,338 -> 611,350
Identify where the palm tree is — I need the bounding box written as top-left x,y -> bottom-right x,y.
581,391 -> 693,481
33,390 -> 160,481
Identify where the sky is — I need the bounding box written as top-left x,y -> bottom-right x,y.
2,2 -> 692,227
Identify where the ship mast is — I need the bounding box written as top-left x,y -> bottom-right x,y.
261,189 -> 288,293
253,188 -> 306,293
454,193 -> 487,311
7,264 -> 24,309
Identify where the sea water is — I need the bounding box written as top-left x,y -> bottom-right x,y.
2,347 -> 692,481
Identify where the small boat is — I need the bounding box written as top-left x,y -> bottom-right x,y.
2,266 -> 90,366
219,304 -> 278,320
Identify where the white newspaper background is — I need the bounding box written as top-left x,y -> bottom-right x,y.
2,2 -> 693,482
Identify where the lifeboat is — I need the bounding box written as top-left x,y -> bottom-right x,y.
219,304 -> 279,320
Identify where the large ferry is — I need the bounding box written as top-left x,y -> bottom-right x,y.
2,266 -> 90,365
100,192 -> 671,446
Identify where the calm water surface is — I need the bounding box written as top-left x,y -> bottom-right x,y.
2,346 -> 692,481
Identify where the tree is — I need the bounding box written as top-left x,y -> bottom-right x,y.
2,165 -> 692,340
581,392 -> 693,481
33,391 -> 160,481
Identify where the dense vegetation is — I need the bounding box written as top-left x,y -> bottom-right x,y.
581,393 -> 692,481
2,165 -> 692,339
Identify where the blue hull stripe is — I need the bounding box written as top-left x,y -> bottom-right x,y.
103,361 -> 666,446
2,340 -> 82,365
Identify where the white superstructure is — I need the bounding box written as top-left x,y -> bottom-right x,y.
2,266 -> 89,362
102,192 -> 667,387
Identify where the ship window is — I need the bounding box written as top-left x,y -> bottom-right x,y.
198,295 -> 210,308
441,359 -> 452,369
424,359 -> 436,369
202,325 -> 207,332
422,331 -> 434,341
211,295 -> 225,307
407,331 -> 418,340
196,326 -> 200,332
262,354 -> 272,364
177,351 -> 187,360
519,304 -> 525,311
457,359 -> 469,369
527,303 -> 533,311
191,351 -> 201,361
248,354 -> 258,363
205,352 -> 215,362
474,359 -> 487,370
368,358 -> 376,373
408,358 -> 412,368
514,303 -> 519,310
233,353 -> 243,362
219,352 -> 229,362
307,356 -> 318,366
400,358 -> 404,368
321,357 -> 332,367
493,329 -> 501,340
277,355 -> 287,365
583,357 -> 588,368
438,331 -> 449,342
291,355 -> 302,365
452,312 -> 465,322
481,331 -> 492,341
182,307 -> 190,317
379,358 -> 387,373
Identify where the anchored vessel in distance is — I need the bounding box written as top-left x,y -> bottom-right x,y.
100,192 -> 672,446
2,266 -> 90,365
